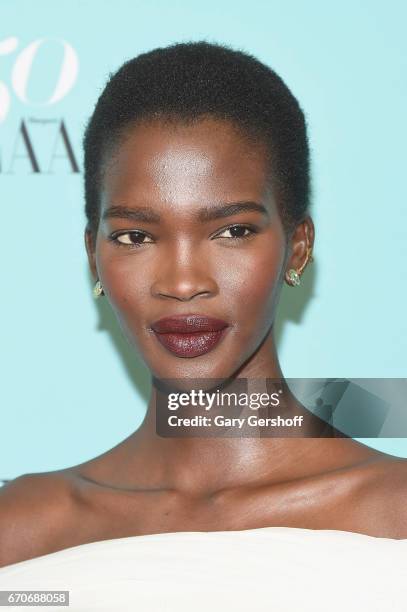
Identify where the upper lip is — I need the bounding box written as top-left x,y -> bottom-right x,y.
150,314 -> 229,334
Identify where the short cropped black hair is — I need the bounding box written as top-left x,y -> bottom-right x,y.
83,40 -> 310,239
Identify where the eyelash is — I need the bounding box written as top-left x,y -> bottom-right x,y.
107,224 -> 259,250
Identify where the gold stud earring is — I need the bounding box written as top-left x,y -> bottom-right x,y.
286,246 -> 313,287
93,279 -> 104,298
286,269 -> 301,287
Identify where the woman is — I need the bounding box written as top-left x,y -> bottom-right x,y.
1,41 -> 406,598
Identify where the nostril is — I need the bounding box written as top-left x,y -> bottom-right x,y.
154,289 -> 214,301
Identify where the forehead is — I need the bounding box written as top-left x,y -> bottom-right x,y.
100,117 -> 273,213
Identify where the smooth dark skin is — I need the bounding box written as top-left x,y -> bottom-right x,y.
1,117 -> 407,568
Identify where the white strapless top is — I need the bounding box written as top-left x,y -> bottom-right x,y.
0,527 -> 406,611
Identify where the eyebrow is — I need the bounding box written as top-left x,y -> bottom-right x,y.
102,201 -> 270,223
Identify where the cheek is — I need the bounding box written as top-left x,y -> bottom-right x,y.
98,258 -> 153,356
99,260 -> 148,312
220,240 -> 285,329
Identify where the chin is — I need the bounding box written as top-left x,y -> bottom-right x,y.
148,349 -> 246,391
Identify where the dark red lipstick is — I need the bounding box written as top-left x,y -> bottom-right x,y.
150,314 -> 229,358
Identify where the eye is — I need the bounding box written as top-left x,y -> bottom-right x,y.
214,224 -> 258,240
108,231 -> 153,249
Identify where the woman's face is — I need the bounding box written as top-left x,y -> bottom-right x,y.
86,117 -> 292,382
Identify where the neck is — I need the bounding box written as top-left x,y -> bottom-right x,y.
125,332 -> 371,495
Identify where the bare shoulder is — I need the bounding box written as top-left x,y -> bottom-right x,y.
0,470 -> 80,568
353,454 -> 407,539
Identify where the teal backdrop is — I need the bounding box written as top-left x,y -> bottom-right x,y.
1,0 -> 406,480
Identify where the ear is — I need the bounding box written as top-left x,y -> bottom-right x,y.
285,216 -> 315,279
84,227 -> 98,280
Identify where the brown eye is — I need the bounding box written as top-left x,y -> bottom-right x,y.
110,231 -> 153,248
215,225 -> 257,240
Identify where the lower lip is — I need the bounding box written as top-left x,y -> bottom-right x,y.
152,328 -> 229,358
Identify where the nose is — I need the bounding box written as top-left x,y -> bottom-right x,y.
150,245 -> 218,302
